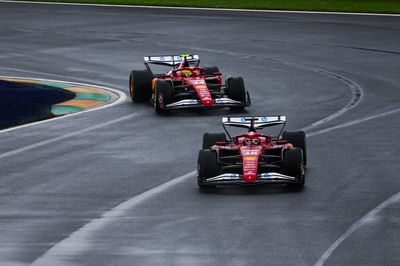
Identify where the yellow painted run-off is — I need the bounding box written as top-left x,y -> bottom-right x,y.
1,77 -> 119,116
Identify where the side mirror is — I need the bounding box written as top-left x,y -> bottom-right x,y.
213,72 -> 222,76
215,141 -> 227,145
276,140 -> 288,144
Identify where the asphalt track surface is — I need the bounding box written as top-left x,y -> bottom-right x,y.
0,2 -> 400,265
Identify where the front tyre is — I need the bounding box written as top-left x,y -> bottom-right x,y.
154,80 -> 173,114
282,131 -> 307,166
204,66 -> 220,75
283,148 -> 305,188
197,149 -> 218,189
226,77 -> 246,110
129,70 -> 153,102
202,132 -> 227,149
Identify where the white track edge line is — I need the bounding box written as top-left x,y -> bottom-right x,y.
0,75 -> 127,134
1,0 -> 400,17
307,107 -> 400,137
32,170 -> 197,265
0,112 -> 140,160
32,106 -> 400,263
314,192 -> 400,266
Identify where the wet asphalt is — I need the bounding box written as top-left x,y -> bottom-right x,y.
0,2 -> 399,265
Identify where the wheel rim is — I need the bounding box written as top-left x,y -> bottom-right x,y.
129,77 -> 134,98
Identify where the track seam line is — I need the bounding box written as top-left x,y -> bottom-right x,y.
1,0 -> 400,16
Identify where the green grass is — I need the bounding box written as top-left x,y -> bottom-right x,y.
20,0 -> 400,13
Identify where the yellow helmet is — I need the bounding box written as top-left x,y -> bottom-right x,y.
181,70 -> 192,77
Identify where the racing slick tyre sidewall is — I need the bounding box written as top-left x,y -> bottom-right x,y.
129,70 -> 153,103
202,132 -> 227,149
226,77 -> 246,110
283,147 -> 305,188
282,131 -> 307,166
204,66 -> 220,75
197,149 -> 218,188
154,80 -> 173,114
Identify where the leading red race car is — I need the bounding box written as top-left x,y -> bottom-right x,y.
197,116 -> 307,188
129,54 -> 251,113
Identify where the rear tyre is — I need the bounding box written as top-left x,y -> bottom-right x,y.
129,70 -> 153,102
226,77 -> 246,110
154,80 -> 173,114
202,132 -> 227,149
283,148 -> 305,188
282,131 -> 307,166
197,149 -> 218,188
204,66 -> 220,75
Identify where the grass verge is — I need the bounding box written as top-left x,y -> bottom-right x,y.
16,0 -> 400,14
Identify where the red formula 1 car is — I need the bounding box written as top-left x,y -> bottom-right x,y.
129,54 -> 251,113
197,116 -> 307,188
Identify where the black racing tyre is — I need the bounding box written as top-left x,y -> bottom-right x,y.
226,77 -> 246,110
202,132 -> 227,149
282,130 -> 307,166
204,66 -> 220,75
154,80 -> 173,114
283,148 -> 305,188
129,70 -> 153,102
197,149 -> 218,188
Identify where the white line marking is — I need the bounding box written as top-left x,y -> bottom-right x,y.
32,106 -> 400,263
0,66 -> 123,90
1,0 -> 400,17
0,112 -> 139,160
314,192 -> 400,266
0,76 -> 127,134
31,170 -> 196,265
287,64 -> 363,132
307,107 -> 400,137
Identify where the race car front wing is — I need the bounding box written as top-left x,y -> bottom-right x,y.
203,172 -> 298,185
163,97 -> 248,109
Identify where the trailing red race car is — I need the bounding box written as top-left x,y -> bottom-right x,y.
129,54 -> 251,113
197,116 -> 307,188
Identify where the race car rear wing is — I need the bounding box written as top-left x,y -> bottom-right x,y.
144,54 -> 200,68
222,116 -> 286,128
222,116 -> 287,139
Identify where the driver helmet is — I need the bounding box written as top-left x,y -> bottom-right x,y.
181,70 -> 192,77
